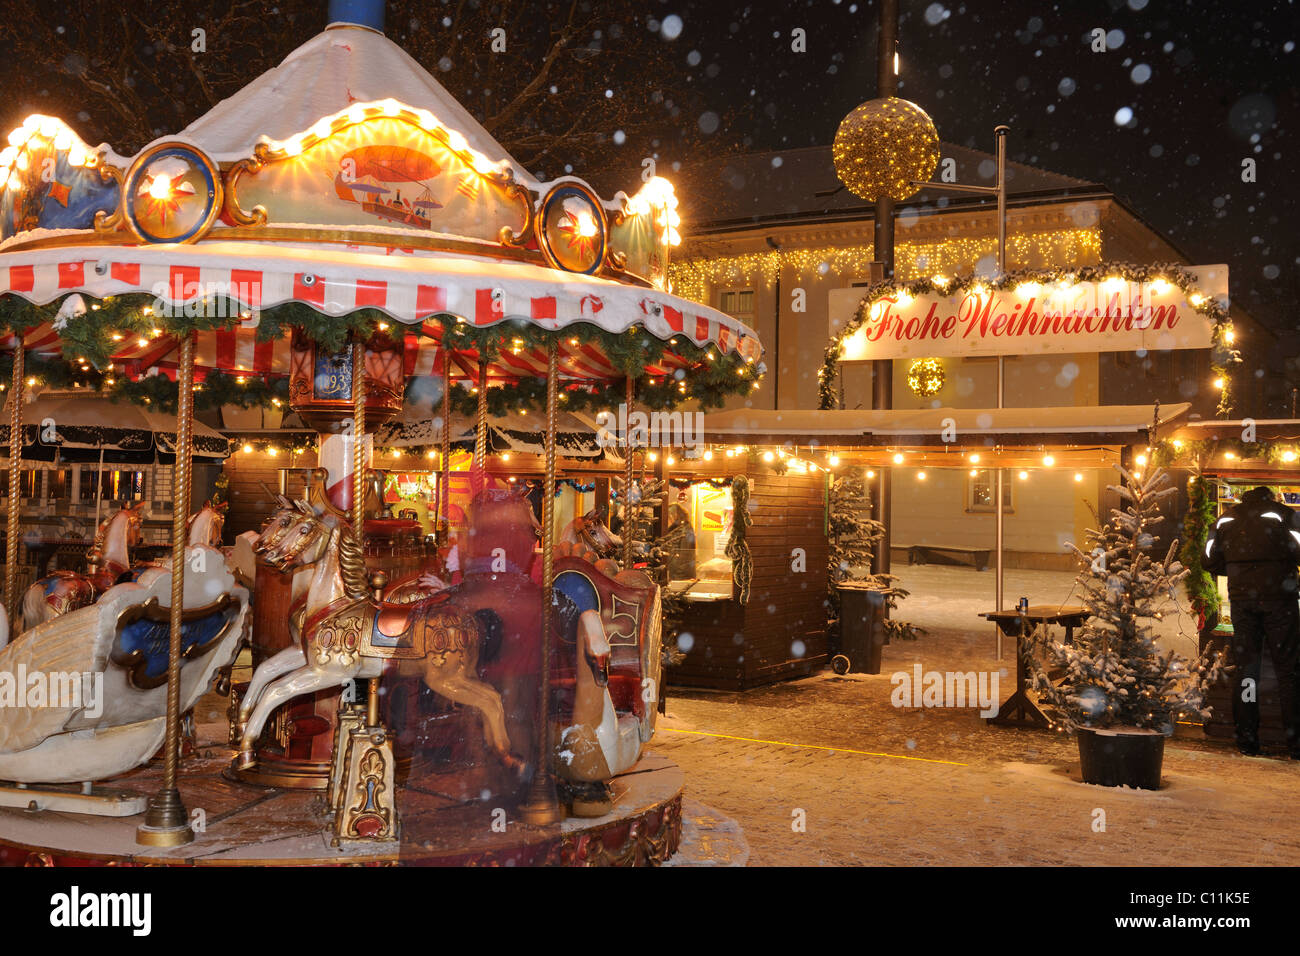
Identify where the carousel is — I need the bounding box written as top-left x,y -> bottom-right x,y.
0,0 -> 762,865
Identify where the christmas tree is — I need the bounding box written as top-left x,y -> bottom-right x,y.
827,469 -> 921,640
1031,466 -> 1222,732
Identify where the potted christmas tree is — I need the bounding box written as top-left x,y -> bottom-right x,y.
1030,466 -> 1222,790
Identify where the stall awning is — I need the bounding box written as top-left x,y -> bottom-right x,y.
702,403 -> 1190,447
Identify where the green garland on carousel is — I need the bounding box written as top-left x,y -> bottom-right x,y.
0,294 -> 763,415
818,261 -> 1239,413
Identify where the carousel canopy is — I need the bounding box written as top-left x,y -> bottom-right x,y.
0,2 -> 764,410
372,406 -> 605,459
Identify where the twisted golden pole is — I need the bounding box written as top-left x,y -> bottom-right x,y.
474,355 -> 488,471
5,342 -> 22,620
137,332 -> 195,847
352,341 -> 380,727
440,345 -> 452,531
622,375 -> 634,570
517,342 -> 562,825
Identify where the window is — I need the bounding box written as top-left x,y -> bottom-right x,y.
79,468 -> 145,503
966,469 -> 1013,513
665,482 -> 734,590
47,469 -> 71,500
718,289 -> 755,318
0,470 -> 39,498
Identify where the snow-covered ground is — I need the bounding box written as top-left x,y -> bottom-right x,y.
887,562 -> 1201,659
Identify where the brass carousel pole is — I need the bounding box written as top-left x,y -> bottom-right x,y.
622,374 -> 634,569
517,341 -> 562,825
352,342 -> 378,727
4,342 -> 23,620
440,346 -> 452,533
474,355 -> 488,471
137,332 -> 196,847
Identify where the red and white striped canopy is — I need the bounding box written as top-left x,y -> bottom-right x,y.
0,240 -> 760,383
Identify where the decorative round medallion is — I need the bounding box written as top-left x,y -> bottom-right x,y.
537,183 -> 607,275
122,143 -> 222,244
833,97 -> 940,201
907,357 -> 945,398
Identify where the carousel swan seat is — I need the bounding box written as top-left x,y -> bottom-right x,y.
0,546 -> 250,785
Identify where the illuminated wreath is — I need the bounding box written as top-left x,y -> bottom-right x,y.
907,358 -> 944,397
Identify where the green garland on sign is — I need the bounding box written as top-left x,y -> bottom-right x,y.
818,261 -> 1238,412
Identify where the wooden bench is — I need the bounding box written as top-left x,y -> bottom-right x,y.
907,544 -> 992,572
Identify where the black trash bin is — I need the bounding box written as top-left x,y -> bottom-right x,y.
835,583 -> 887,674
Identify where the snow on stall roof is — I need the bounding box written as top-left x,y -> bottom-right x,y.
703,404 -> 1189,443
674,143 -> 1101,229
178,24 -> 535,186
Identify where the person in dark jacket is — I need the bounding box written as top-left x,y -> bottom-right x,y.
1204,486 -> 1300,756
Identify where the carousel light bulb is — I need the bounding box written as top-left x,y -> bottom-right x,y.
648,452 -> 659,462
1283,451 -> 1297,463
347,105 -> 366,124
5,173 -> 19,192
53,129 -> 72,151
969,453 -> 980,464
893,453 -> 904,464
415,109 -> 436,130
111,333 -> 123,341
446,130 -> 468,153
866,470 -> 876,478
970,469 -> 978,477
67,145 -> 86,167
1074,472 -> 1084,482
267,446 -> 278,456
1043,455 -> 1055,466
377,321 -> 389,331
1018,470 -> 1029,480
426,451 -> 436,459
14,151 -> 28,171
666,456 -> 676,466
763,451 -> 775,462
25,377 -> 35,387
704,450 -> 713,460
6,128 -> 26,147
37,117 -> 57,137
282,138 -> 303,157
725,449 -> 734,458
1224,451 -> 1236,460
381,100 -> 400,117
917,471 -> 927,480
574,211 -> 598,238
136,338 -> 148,347
1172,439 -> 1183,450
0,147 -> 14,166
147,173 -> 172,200
311,119 -> 332,140
502,453 -> 511,462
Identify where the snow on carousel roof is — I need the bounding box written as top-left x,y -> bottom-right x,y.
178,23 -> 533,184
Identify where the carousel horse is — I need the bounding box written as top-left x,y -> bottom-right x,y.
236,500 -> 525,778
550,541 -> 661,816
559,508 -> 622,560
14,502 -> 146,639
0,546 -> 250,784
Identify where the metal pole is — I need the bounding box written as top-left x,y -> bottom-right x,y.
993,126 -> 1009,659
622,375 -> 635,569
474,356 -> 488,472
5,343 -> 22,620
351,341 -> 380,726
440,345 -> 452,531
518,342 -> 562,825
137,333 -> 195,847
871,0 -> 898,580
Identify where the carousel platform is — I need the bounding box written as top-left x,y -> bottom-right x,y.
0,747 -> 684,867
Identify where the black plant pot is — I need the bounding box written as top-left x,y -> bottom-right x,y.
1076,726 -> 1165,790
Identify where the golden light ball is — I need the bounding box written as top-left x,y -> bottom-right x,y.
833,97 -> 940,201
907,357 -> 945,398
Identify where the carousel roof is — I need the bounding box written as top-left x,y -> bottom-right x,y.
178,23 -> 532,184
0,4 -> 764,402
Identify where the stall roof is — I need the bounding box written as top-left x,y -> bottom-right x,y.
1171,419 -> 1300,443
702,404 -> 1189,447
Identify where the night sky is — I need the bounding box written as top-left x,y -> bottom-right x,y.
658,0 -> 1297,340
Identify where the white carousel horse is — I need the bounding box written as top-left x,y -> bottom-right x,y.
235,501 -> 524,778
13,502 -> 146,641
551,542 -> 661,815
559,508 -> 622,559
0,546 -> 250,784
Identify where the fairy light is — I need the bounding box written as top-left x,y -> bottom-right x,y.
1283,451 -> 1297,463
242,444 -> 253,454
1042,455 -> 1055,466
763,451 -> 775,462
892,453 -> 904,464
968,453 -> 980,464
1018,470 -> 1029,480
916,471 -> 927,481
828,454 -> 840,467
1074,472 -> 1084,482
1135,454 -> 1147,466
669,229 -> 1102,303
